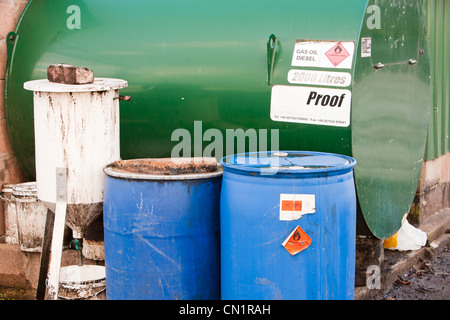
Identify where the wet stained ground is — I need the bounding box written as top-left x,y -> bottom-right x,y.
382,248 -> 450,300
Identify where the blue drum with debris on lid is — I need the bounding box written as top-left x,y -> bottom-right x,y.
220,151 -> 357,300
103,158 -> 222,300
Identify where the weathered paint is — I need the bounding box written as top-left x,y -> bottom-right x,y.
103,159 -> 222,300
81,239 -> 104,261
23,78 -> 127,239
58,265 -> 106,300
0,184 -> 19,245
12,182 -> 47,252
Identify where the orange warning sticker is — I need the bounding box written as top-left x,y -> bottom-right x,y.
281,200 -> 302,212
279,194 -> 315,221
282,225 -> 312,256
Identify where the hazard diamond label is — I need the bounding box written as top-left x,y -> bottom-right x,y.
282,225 -> 312,256
325,42 -> 350,67
291,40 -> 354,69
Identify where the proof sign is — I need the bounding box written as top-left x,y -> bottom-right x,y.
270,85 -> 352,127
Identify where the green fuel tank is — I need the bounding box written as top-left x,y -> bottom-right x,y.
5,0 -> 431,239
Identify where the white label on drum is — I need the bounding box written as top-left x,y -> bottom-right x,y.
279,194 -> 315,221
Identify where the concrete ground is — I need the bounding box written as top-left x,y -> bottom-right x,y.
0,208 -> 449,300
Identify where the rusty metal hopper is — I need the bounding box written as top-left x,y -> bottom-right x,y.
24,77 -> 128,239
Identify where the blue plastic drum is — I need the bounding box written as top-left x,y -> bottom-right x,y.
220,151 -> 357,300
103,158 -> 222,300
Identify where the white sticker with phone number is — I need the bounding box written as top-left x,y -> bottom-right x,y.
270,85 -> 352,127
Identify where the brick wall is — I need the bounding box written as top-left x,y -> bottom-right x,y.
0,0 -> 28,238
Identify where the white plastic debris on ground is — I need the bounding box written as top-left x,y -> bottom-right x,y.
384,220 -> 427,251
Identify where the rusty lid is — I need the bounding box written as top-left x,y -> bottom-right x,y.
104,157 -> 223,180
0,183 -> 16,201
1,183 -> 15,194
12,182 -> 37,197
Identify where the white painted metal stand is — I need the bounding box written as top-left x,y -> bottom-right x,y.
45,167 -> 67,300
